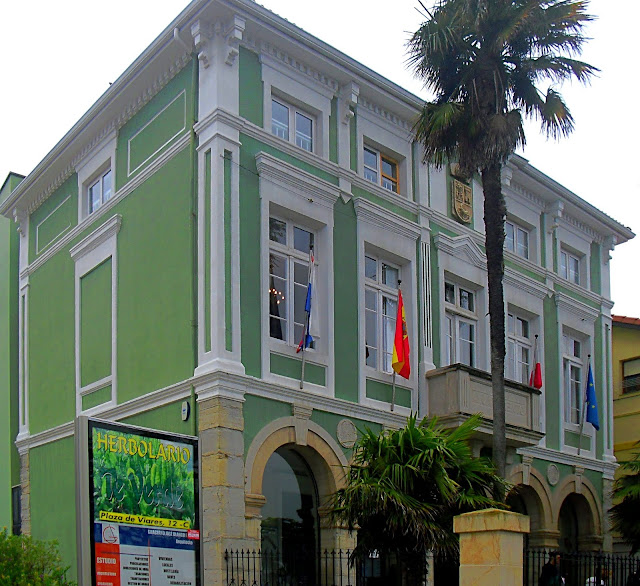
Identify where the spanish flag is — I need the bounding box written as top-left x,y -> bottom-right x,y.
392,290 -> 410,379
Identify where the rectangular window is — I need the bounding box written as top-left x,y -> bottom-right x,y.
563,334 -> 583,424
505,221 -> 529,259
269,217 -> 315,347
444,281 -> 477,367
622,357 -> 640,394
365,255 -> 400,373
506,313 -> 531,384
363,146 -> 398,193
271,98 -> 314,152
560,250 -> 580,285
87,169 -> 113,214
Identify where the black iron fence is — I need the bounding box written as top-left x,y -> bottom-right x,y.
224,549 -> 433,586
525,549 -> 640,586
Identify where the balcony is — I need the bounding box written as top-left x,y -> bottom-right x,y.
426,364 -> 543,448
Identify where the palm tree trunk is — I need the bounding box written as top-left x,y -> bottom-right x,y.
481,162 -> 507,501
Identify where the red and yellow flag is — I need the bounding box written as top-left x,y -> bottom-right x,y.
392,290 -> 410,379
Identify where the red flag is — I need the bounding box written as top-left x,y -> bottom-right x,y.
529,335 -> 543,389
392,290 -> 410,379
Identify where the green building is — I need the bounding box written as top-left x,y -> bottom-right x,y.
0,0 -> 634,582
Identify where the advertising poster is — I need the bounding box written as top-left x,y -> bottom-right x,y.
88,419 -> 200,586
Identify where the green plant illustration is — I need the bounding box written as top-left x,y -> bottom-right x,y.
91,428 -> 196,527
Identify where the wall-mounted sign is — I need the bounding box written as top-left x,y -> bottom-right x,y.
86,419 -> 200,586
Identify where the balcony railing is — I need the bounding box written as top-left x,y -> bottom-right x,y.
426,363 -> 543,448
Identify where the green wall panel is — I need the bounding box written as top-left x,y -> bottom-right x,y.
594,315 -> 604,458
29,438 -> 77,581
80,258 -> 112,387
504,259 -> 545,283
243,395 -> 291,457
333,199 -> 359,402
29,174 -> 78,263
270,352 -> 326,386
122,399 -> 196,436
224,151 -> 233,352
239,135 -> 262,377
28,253 -> 75,433
554,282 -> 600,310
351,185 -> 417,222
82,385 -> 112,411
116,63 -> 195,187
204,149 -> 212,353
564,430 -> 591,450
590,242 -> 601,295
349,108 -> 357,171
543,294 -> 560,449
115,149 -> 195,403
239,47 -> 263,126
540,213 -> 546,268
329,97 -> 338,164
366,378 -> 411,408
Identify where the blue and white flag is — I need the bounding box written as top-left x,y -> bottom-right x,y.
585,363 -> 600,431
296,250 -> 315,353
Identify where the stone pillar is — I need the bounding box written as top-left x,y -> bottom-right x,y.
529,529 -> 560,549
454,508 -> 530,585
602,477 -> 614,552
19,450 -> 30,535
199,393 -> 245,585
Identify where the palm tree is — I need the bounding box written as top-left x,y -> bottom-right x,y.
610,448 -> 640,554
407,0 -> 596,496
330,414 -> 503,572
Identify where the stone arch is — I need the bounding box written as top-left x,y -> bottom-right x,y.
507,464 -> 558,547
245,416 -> 349,500
243,416 -> 353,552
553,474 -> 603,551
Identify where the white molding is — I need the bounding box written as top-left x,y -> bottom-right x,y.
503,269 -> 549,300
433,232 -> 487,271
554,291 -> 600,323
518,445 -> 617,480
72,215 -> 120,416
69,214 -> 122,262
358,95 -> 412,136
255,151 -> 341,209
14,370 -> 409,452
21,135 -> 189,280
35,195 -> 72,255
353,197 -> 421,240
127,90 -> 187,177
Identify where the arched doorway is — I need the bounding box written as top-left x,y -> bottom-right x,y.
559,495 -> 580,553
261,446 -> 320,585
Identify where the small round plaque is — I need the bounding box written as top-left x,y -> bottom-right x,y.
547,463 -> 560,486
337,419 -> 357,449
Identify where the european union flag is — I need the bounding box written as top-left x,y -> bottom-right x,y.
585,364 -> 600,431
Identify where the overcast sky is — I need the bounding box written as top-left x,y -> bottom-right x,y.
1,0 -> 637,315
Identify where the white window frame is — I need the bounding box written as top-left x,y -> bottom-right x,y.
364,255 -> 400,374
76,132 -> 116,221
268,216 -> 316,349
363,145 -> 399,193
560,249 -> 581,285
271,97 -> 315,153
505,220 -> 530,260
444,281 -> 477,368
562,333 -> 584,426
87,168 -> 114,215
506,312 -> 531,384
70,214 -> 121,416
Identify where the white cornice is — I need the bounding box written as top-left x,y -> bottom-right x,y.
14,368 -> 410,452
503,269 -> 549,300
433,232 -> 487,270
2,53 -> 192,218
358,95 -> 413,135
519,445 -> 618,479
554,291 -> 600,323
20,134 -> 190,280
255,151 -> 341,209
353,198 -> 421,240
69,214 -> 122,262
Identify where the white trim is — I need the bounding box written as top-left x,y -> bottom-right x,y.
433,232 -> 487,271
353,197 -> 420,240
72,215 -> 121,416
127,90 -> 187,176
17,286 -> 29,437
35,195 -> 72,255
76,131 -> 116,221
519,445 -> 617,480
21,135 -> 189,280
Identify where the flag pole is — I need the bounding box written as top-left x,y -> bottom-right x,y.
299,246 -> 314,390
391,279 -> 402,412
577,354 -> 591,456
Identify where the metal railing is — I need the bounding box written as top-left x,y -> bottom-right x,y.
224,549 -> 431,586
525,549 -> 640,586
